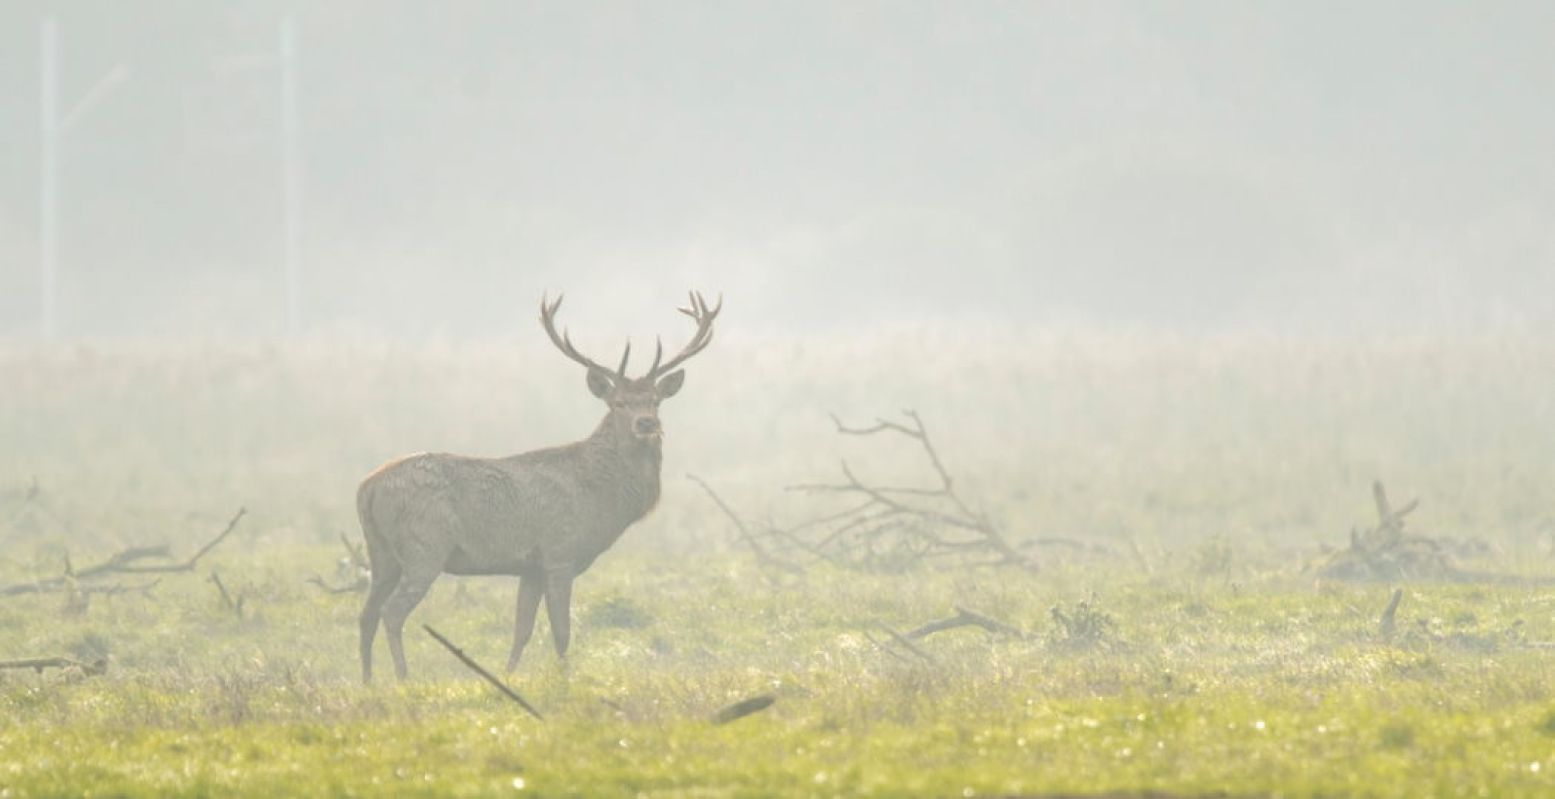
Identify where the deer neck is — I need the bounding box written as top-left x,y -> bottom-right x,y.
583,416 -> 663,516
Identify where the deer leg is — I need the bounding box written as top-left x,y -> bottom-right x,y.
380,568 -> 440,681
543,567 -> 576,659
358,559 -> 402,684
505,574 -> 545,671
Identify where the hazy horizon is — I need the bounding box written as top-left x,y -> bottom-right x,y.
3,1 -> 1553,339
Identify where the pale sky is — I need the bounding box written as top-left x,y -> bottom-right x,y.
1,1 -> 1551,336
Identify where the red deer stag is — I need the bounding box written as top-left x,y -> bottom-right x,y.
357,292 -> 721,681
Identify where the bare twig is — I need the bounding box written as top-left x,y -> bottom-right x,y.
789,411 -> 1030,570
688,474 -> 803,574
907,606 -> 1026,640
862,629 -> 912,663
711,694 -> 776,725
423,625 -> 543,720
0,656 -> 107,676
0,508 -> 246,598
208,570 -> 239,615
340,532 -> 369,571
134,507 -> 247,573
876,623 -> 938,664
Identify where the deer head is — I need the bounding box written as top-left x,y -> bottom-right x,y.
540,291 -> 722,444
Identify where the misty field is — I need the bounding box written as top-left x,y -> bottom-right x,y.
4,331 -> 1555,797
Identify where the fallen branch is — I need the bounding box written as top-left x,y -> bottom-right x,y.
0,656 -> 107,676
120,507 -> 248,574
208,570 -> 246,618
711,694 -> 776,725
907,605 -> 1026,640
862,629 -> 912,663
876,622 -> 938,664
210,571 -> 236,610
0,507 -> 246,598
423,625 -> 543,720
772,411 -> 1035,572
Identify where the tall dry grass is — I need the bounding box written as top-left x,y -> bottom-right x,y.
3,330 -> 1552,561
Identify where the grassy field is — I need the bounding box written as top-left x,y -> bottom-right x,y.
3,331 -> 1555,796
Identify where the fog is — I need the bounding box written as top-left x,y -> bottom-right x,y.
9,6 -> 1555,795
2,1 -> 1553,338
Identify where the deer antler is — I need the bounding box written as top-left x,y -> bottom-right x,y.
646,291 -> 722,378
542,292 -> 720,380
540,294 -> 630,379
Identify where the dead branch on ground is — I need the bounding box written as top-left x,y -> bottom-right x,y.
863,629 -> 912,663
875,622 -> 938,664
0,507 -> 246,599
423,624 -> 543,720
1317,483 -> 1496,583
906,605 -> 1027,640
697,411 -> 1073,573
711,694 -> 776,725
208,570 -> 247,619
0,656 -> 107,676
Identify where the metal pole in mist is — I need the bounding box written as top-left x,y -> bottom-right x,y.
280,15 -> 302,335
39,18 -> 58,340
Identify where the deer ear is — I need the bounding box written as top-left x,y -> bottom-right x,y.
656,369 -> 685,399
586,367 -> 614,398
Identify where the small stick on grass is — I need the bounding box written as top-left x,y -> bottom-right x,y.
711,694 -> 776,725
0,656 -> 107,676
907,606 -> 1026,640
1379,587 -> 1404,639
877,623 -> 938,664
863,630 -> 911,663
423,625 -> 543,720
209,571 -> 236,611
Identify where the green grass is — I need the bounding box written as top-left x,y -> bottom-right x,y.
4,333 -> 1555,796
6,551 -> 1555,796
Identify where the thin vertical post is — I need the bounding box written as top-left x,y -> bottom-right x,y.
280,15 -> 301,334
40,18 -> 58,340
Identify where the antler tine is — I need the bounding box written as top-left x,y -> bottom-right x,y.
617,340 -> 632,378
648,336 -> 664,375
538,291 -> 614,375
648,290 -> 723,379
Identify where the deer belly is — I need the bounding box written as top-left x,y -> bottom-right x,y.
444,544 -> 536,576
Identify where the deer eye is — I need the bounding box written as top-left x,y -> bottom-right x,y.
611,400 -> 626,409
